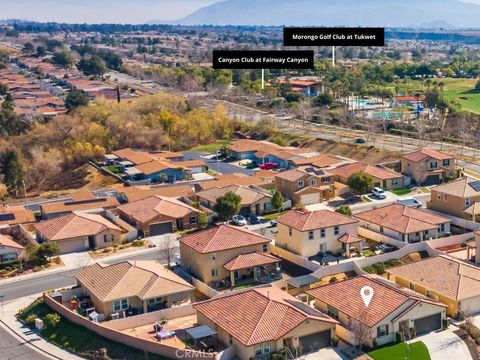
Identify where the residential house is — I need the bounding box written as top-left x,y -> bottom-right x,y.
128,161 -> 188,182
195,173 -> 263,192
401,148 -> 456,186
0,205 -> 35,226
394,95 -> 426,107
39,191 -> 120,219
276,79 -> 321,97
76,260 -> 194,319
119,185 -> 195,203
289,154 -> 347,169
193,287 -> 338,359
179,224 -> 280,287
386,255 -> 480,315
354,203 -> 451,243
117,196 -> 199,236
330,162 -> 405,190
196,185 -> 273,216
427,177 -> 480,221
0,235 -> 25,264
275,167 -> 335,206
34,212 -> 122,254
308,276 -> 447,347
276,209 -> 360,257
253,169 -> 277,185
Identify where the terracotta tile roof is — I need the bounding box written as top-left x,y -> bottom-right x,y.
275,167 -> 333,183
291,155 -> 342,168
224,252 -> 280,271
0,205 -> 35,225
180,224 -> 270,254
121,185 -> 195,202
254,169 -> 278,179
0,234 -> 25,250
112,148 -> 153,165
193,286 -> 337,346
402,148 -> 454,163
34,212 -> 121,241
337,234 -> 363,244
71,190 -> 98,201
278,209 -> 358,232
197,185 -> 272,206
175,159 -> 206,168
354,203 -> 450,234
307,275 -> 443,327
118,196 -> 199,224
387,255 -> 480,301
330,162 -> 402,181
134,161 -> 177,175
76,260 -> 194,302
432,177 -> 480,198
41,196 -> 119,215
198,174 -> 263,191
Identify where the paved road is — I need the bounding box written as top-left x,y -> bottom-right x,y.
185,151 -> 253,175
0,326 -> 50,360
0,250 -> 170,302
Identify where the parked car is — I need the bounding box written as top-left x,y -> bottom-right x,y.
269,220 -> 278,227
396,198 -> 422,208
248,215 -> 261,225
354,138 -> 366,144
259,162 -> 278,170
372,187 -> 387,199
232,215 -> 247,226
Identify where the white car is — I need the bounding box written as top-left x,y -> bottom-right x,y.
372,187 -> 387,199
232,215 -> 247,226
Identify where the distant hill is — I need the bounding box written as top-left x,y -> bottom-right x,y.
158,0 -> 480,27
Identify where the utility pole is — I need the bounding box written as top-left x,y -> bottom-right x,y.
22,180 -> 28,210
332,46 -> 336,66
261,69 -> 265,91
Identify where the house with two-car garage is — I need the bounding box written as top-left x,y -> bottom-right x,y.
307,275 -> 447,348
117,195 -> 200,237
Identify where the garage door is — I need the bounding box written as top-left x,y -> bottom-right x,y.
414,313 -> 441,335
149,222 -> 173,236
299,330 -> 331,354
58,238 -> 87,254
300,193 -> 321,206
423,175 -> 440,186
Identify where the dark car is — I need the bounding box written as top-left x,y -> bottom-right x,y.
270,220 -> 278,227
248,215 -> 261,224
354,138 -> 366,144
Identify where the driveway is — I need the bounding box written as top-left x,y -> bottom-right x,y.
185,152 -> 253,175
414,328 -> 472,360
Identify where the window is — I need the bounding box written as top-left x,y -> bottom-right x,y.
320,243 -> 327,252
113,299 -> 129,312
211,253 -> 216,260
380,227 -> 384,234
104,234 -> 108,242
426,289 -> 432,298
322,177 -> 330,184
327,305 -> 339,320
289,227 -> 292,236
310,179 -> 317,186
334,226 -> 339,235
439,224 -> 445,233
409,282 -> 415,291
262,244 -> 268,252
320,229 -> 326,238
466,198 -> 471,207
190,216 -> 197,224
308,231 -> 314,240
377,324 -> 389,337
430,161 -> 438,169
229,334 -> 233,345
255,344 -> 262,356
211,269 -> 219,277
262,342 -> 270,354
444,194 -> 448,201
443,159 -> 450,166
297,180 -> 305,188
437,192 -> 442,201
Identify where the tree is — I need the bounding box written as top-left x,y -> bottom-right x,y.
198,212 -> 209,229
475,80 -> 480,92
36,46 -> 46,58
347,172 -> 373,195
44,313 -> 61,328
52,48 -> 76,68
348,316 -> 371,350
313,93 -> 334,107
0,150 -> 24,196
213,191 -> 242,221
22,42 -> 35,54
78,55 -> 107,77
65,90 -> 89,112
26,243 -> 60,265
271,190 -> 284,213
158,234 -> 177,269
335,205 -> 352,216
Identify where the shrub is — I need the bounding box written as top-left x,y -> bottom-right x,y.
33,266 -> 42,272
385,259 -> 401,268
132,240 -> 144,247
25,313 -> 37,326
102,248 -> 111,253
331,335 -> 339,347
363,266 -> 377,274
329,276 -> 338,283
373,262 -> 386,275
44,313 -> 61,328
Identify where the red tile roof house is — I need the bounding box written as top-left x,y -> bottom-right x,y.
276,209 -> 360,258
34,212 -> 123,254
0,234 -> 25,265
117,196 -> 200,237
179,225 -> 281,288
354,203 -> 451,244
308,276 -> 447,348
193,286 -> 338,359
401,148 -> 456,186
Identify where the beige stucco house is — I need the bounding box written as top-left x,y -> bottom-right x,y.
401,148 -> 456,186
0,234 -> 25,264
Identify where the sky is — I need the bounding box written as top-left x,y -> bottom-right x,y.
0,0 -> 220,24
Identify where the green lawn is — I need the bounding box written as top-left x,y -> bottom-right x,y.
369,341 -> 431,360
263,211 -> 288,221
189,140 -> 232,153
361,195 -> 373,203
385,78 -> 480,114
18,299 -> 168,360
390,188 -> 412,196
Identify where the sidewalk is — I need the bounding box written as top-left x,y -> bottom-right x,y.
0,293 -> 84,360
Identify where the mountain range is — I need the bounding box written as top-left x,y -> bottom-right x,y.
151,0 -> 480,27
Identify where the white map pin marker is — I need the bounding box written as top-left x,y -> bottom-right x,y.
361,286 -> 374,307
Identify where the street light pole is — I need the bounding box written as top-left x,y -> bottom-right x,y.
22,180 -> 28,210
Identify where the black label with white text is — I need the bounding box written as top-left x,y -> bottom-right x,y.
212,50 -> 315,69
284,27 -> 385,46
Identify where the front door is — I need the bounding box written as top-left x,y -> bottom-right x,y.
88,236 -> 95,249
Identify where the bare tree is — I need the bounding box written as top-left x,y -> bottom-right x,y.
348,316 -> 371,351
159,234 -> 178,269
